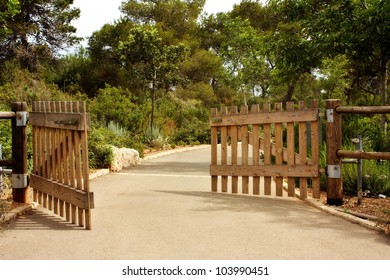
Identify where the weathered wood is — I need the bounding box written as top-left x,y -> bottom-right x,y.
221,107 -> 228,193
337,150 -> 390,160
210,108 -> 218,192
230,106 -> 238,194
298,101 -> 308,199
30,175 -> 94,209
210,109 -> 318,127
251,105 -> 260,195
336,106 -> 390,114
263,103 -> 272,196
311,100 -> 321,199
241,105 -> 249,194
275,103 -> 284,197
29,112 -> 89,131
286,102 -> 296,197
326,99 -> 343,206
0,112 -> 15,119
11,102 -> 28,203
30,100 -> 93,229
210,165 -> 318,177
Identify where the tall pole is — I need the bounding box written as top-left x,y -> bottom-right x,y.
11,102 -> 28,203
326,99 -> 343,206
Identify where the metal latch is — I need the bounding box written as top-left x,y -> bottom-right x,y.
54,119 -> 80,126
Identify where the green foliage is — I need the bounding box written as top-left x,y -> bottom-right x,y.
144,125 -> 167,148
90,85 -> 147,135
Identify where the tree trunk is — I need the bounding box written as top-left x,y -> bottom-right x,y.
282,83 -> 295,106
379,59 -> 388,129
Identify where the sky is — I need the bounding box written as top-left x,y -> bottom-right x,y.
72,0 -> 243,45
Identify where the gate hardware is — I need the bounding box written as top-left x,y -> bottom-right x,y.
12,173 -> 28,189
326,109 -> 334,122
327,165 -> 341,179
16,111 -> 28,126
54,119 -> 80,126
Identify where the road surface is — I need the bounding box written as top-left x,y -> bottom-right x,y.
0,146 -> 389,259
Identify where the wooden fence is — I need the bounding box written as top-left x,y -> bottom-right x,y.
326,99 -> 390,205
29,101 -> 93,229
210,101 -> 321,199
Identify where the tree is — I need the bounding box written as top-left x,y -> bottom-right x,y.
0,0 -> 19,39
121,0 -> 205,45
119,25 -> 187,129
0,0 -> 80,71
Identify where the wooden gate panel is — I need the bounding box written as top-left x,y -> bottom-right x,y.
30,101 -> 93,229
210,101 -> 320,199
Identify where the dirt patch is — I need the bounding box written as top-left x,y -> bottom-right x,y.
315,191 -> 390,234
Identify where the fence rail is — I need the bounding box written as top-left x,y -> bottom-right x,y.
210,101 -> 320,199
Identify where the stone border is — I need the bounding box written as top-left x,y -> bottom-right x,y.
1,204 -> 32,226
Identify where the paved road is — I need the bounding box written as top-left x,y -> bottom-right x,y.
0,146 -> 389,259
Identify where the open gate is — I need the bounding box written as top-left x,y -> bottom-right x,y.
210,101 -> 321,199
29,101 -> 93,229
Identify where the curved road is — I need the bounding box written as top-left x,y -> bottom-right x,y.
1,146 -> 389,259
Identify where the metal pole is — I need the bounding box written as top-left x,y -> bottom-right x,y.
357,135 -> 363,205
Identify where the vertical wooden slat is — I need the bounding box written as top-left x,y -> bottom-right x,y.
241,106 -> 249,194
230,106 -> 238,194
32,102 -> 38,203
67,102 -> 77,224
298,101 -> 308,199
251,105 -> 260,195
59,102 -> 67,218
275,103 -> 283,197
36,102 -> 43,205
55,101 -> 63,216
263,103 -> 272,196
211,108 -> 218,192
287,102 -> 296,197
221,107 -> 228,193
50,102 -> 57,214
41,102 -> 48,208
311,100 -> 320,199
80,102 -> 92,229
73,102 -> 85,227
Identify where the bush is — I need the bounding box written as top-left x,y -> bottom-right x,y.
88,121 -> 144,169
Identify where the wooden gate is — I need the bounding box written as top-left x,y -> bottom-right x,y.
29,101 -> 93,229
210,101 -> 321,199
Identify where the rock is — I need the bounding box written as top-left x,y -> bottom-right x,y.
110,146 -> 140,172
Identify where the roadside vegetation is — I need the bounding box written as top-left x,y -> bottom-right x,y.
0,0 -> 389,198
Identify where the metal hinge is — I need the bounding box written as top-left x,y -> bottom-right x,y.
326,109 -> 334,122
16,111 -> 28,126
327,165 -> 341,179
12,173 -> 28,189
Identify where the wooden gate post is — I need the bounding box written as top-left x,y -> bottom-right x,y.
325,99 -> 343,206
11,102 -> 28,203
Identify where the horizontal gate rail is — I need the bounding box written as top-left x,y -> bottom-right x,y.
210,101 -> 320,199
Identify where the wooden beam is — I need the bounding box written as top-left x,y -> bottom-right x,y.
0,112 -> 15,119
336,106 -> 390,114
30,175 -> 94,209
337,150 -> 390,160
210,165 -> 319,178
210,109 -> 318,127
29,112 -> 90,131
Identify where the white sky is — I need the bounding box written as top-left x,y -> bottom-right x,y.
72,0 -> 243,43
